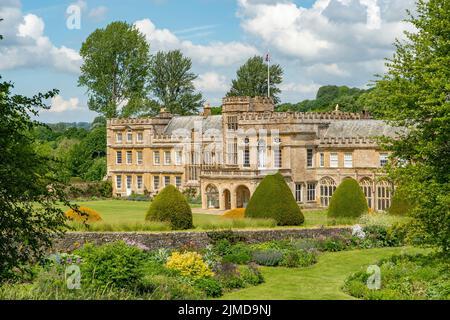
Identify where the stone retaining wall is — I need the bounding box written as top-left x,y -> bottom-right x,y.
53,227 -> 351,252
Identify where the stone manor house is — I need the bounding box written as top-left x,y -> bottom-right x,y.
106,96 -> 399,211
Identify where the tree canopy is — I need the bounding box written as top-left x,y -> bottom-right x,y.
371,0 -> 450,252
0,78 -> 69,281
147,50 -> 203,115
78,21 -> 150,118
227,56 -> 283,104
276,85 -> 370,113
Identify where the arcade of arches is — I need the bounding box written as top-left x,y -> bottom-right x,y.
203,183 -> 252,210
203,177 -> 392,212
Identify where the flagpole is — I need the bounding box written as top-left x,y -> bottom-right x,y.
267,51 -> 270,98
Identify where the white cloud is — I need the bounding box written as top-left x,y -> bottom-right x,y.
280,82 -> 321,94
49,95 -> 80,113
194,72 -> 228,93
237,0 -> 414,63
88,6 -> 108,21
0,2 -> 82,74
135,19 -> 259,67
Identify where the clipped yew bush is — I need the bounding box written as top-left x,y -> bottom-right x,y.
328,178 -> 368,218
245,172 -> 304,226
146,185 -> 193,230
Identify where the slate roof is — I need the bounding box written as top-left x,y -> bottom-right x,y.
322,120 -> 404,138
163,115 -> 223,135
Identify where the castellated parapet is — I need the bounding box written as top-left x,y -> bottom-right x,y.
222,96 -> 275,113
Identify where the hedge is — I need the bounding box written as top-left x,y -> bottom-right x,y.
245,172 -> 304,226
146,185 -> 193,230
328,178 -> 368,218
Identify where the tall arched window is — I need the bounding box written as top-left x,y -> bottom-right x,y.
257,139 -> 266,169
206,184 -> 219,209
359,178 -> 373,209
377,181 -> 392,211
243,137 -> 250,167
320,177 -> 336,207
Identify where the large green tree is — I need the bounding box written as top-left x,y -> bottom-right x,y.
78,21 -> 150,118
147,50 -> 203,115
227,56 -> 283,104
372,0 -> 450,252
0,79 -> 70,281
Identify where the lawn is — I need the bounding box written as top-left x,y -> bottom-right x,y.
62,200 -> 405,231
220,247 -> 429,300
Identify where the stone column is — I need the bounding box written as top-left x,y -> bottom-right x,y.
219,188 -> 225,210
230,186 -> 237,209
201,183 -> 207,210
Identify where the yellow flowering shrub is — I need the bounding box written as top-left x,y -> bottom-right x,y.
165,251 -> 214,279
65,206 -> 102,223
222,208 -> 246,219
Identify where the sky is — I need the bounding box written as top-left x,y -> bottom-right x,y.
0,0 -> 417,123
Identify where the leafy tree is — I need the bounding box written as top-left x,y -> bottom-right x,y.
227,56 -> 283,104
371,0 -> 450,252
78,21 -> 150,118
276,85 -> 369,113
147,50 -> 203,115
68,126 -> 107,181
0,79 -> 70,281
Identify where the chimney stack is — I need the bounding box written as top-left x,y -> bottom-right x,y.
203,102 -> 211,117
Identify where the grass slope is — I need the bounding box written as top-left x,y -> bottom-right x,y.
220,247 -> 429,300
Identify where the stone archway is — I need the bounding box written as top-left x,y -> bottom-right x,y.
236,185 -> 251,208
205,184 -> 219,209
223,189 -> 231,210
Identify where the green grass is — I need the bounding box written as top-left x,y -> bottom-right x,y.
220,247 -> 430,300
61,200 -> 406,232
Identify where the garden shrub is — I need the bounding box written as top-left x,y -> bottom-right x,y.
74,241 -> 145,289
328,178 -> 368,218
344,253 -> 450,300
138,274 -> 206,300
214,262 -> 245,289
223,208 -> 246,219
194,277 -> 223,297
252,249 -> 284,266
66,180 -> 112,199
165,252 -> 214,279
146,185 -> 193,230
238,263 -> 264,286
388,190 -> 415,216
65,206 -> 102,223
222,243 -> 252,265
206,230 -> 246,244
317,236 -> 348,252
280,249 -> 318,268
246,172 -> 304,226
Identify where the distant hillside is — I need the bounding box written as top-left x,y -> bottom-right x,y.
46,122 -> 91,132
276,85 -> 371,113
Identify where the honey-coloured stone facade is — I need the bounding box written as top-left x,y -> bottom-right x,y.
107,96 -> 399,211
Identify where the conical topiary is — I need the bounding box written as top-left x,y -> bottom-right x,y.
146,185 -> 193,230
328,178 -> 368,218
245,172 -> 304,226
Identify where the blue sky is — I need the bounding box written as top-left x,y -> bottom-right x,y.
0,0 -> 416,123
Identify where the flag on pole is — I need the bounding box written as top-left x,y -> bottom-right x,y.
265,52 -> 270,63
